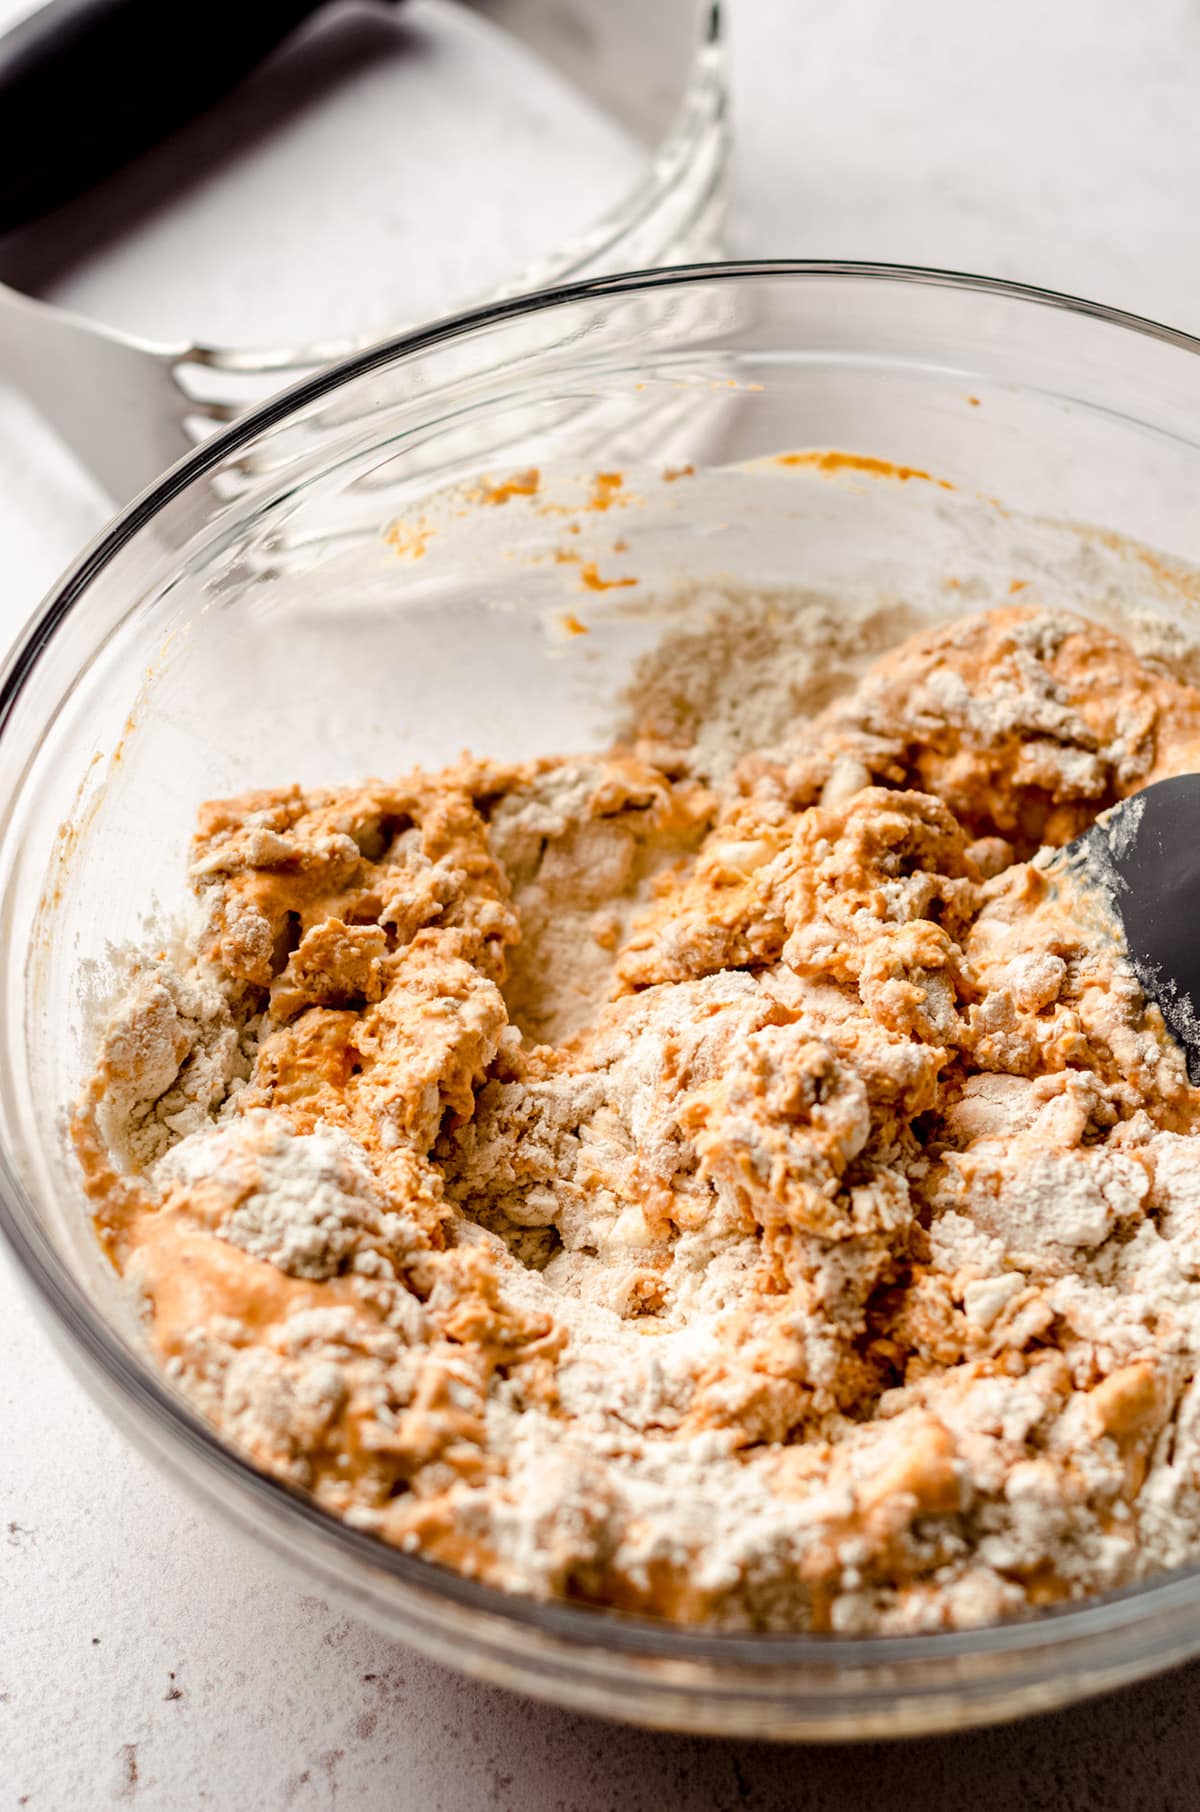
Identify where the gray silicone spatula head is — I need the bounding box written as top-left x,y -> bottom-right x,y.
1068,774 -> 1200,1080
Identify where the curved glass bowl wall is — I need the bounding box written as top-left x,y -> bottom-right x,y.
4,265 -> 1200,1739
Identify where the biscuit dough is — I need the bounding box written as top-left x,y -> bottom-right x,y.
74,605 -> 1200,1632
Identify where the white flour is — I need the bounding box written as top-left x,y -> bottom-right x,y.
80,597 -> 1200,1633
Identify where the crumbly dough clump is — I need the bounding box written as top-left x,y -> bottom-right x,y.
74,605 -> 1200,1633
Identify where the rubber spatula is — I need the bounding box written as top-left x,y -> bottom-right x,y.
1063,774 -> 1200,1081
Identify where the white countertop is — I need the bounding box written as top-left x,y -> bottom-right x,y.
5,2 -> 1200,1804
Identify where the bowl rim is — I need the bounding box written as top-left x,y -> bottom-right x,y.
7,256 -> 1200,1672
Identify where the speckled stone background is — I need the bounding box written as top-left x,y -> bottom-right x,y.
5,1 -> 1200,1804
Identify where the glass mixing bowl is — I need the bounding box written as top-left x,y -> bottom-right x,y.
5,263 -> 1200,1741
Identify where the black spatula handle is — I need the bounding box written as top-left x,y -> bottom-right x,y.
0,0 -> 355,234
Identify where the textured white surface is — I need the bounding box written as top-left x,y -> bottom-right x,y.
6,1 -> 1200,1805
